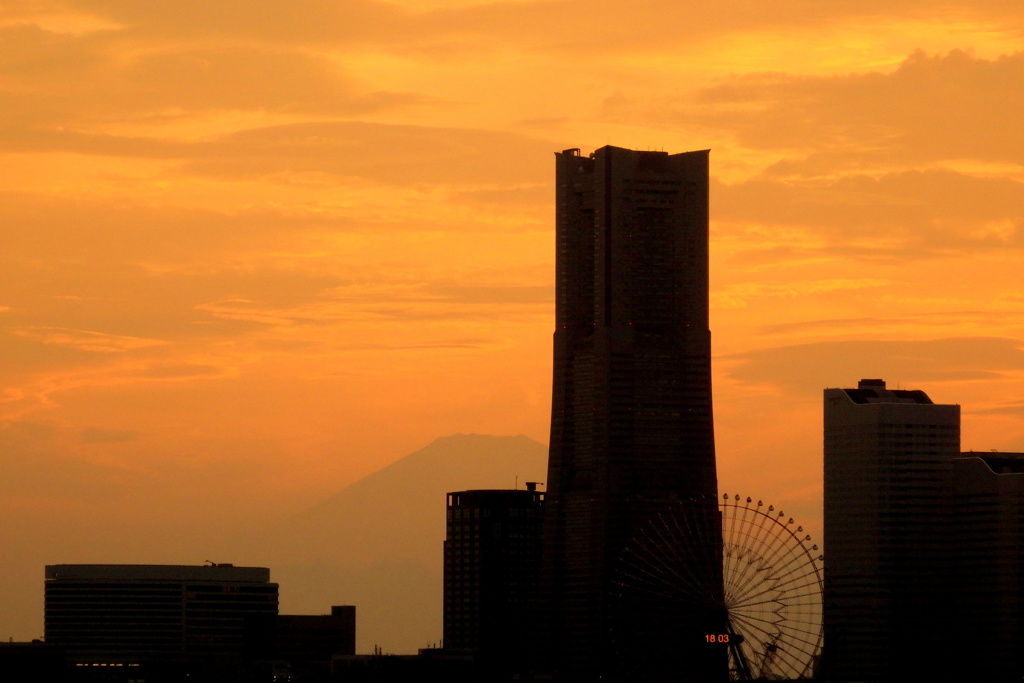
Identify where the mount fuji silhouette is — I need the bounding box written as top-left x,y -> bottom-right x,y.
231,433 -> 547,653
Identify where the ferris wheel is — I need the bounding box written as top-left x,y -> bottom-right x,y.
613,494 -> 824,681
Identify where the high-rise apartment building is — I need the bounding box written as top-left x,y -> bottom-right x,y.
543,146 -> 722,681
953,452 -> 1024,680
822,379 -> 959,681
443,487 -> 544,674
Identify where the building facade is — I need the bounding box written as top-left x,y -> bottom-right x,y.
543,146 -> 723,681
952,452 -> 1024,680
822,379 -> 960,681
44,563 -> 278,676
277,605 -> 356,680
443,487 -> 544,675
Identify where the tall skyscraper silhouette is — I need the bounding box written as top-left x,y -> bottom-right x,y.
542,146 -> 723,681
823,379 -> 959,681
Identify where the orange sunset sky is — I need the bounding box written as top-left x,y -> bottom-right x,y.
2,0 -> 1023,645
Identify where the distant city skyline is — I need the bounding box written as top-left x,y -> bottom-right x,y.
2,0 -> 1023,651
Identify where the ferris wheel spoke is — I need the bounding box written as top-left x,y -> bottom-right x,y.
768,641 -> 814,677
637,521 -> 706,585
775,638 -> 819,660
624,543 -> 690,591
751,527 -> 800,573
638,540 -> 712,602
731,603 -> 822,638
754,527 -> 792,569
723,499 -> 751,590
770,611 -> 823,629
776,563 -> 823,592
775,584 -> 826,604
728,596 -> 786,616
726,586 -> 778,615
721,538 -> 744,592
729,607 -> 784,632
621,553 -> 701,600
769,540 -> 819,579
730,564 -> 775,593
625,530 -> 716,604
742,510 -> 784,566
773,563 -> 823,588
728,624 -> 775,654
775,635 -> 820,664
729,610 -> 823,655
755,622 -> 826,648
728,616 -> 779,651
728,605 -> 786,628
662,507 -> 722,601
749,588 -> 816,613
731,629 -> 821,674
726,567 -> 783,607
745,511 -> 806,569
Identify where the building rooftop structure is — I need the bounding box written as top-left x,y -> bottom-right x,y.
46,563 -> 270,583
837,378 -> 934,404
961,450 -> 1024,473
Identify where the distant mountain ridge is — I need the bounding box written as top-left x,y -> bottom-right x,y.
230,433 -> 547,653
299,433 -> 546,520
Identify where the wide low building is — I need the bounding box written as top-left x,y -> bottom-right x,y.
45,563 -> 278,676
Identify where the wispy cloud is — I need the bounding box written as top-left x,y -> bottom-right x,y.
724,337 -> 1024,396
714,278 -> 890,309
11,326 -> 169,353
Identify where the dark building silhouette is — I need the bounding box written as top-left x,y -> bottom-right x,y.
822,379 -> 960,681
952,452 -> 1024,681
277,605 -> 356,682
44,563 -> 278,679
443,487 -> 544,676
333,649 -> 477,683
0,641 -> 67,681
543,146 -> 723,681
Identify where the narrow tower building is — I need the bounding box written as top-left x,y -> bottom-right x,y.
543,146 -> 722,681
